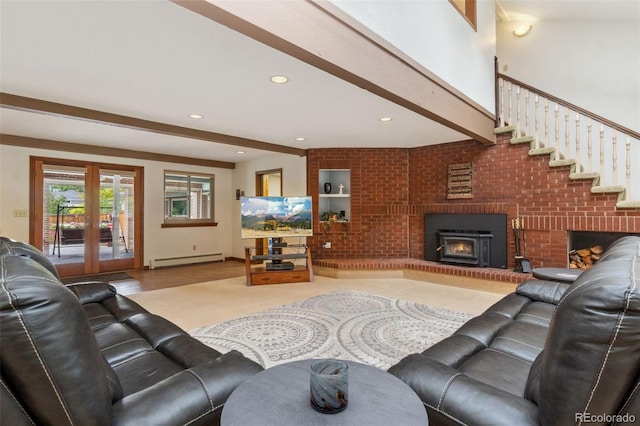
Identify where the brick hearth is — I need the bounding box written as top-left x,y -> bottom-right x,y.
313,258 -> 531,284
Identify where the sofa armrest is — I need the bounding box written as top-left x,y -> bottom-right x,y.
66,281 -> 117,304
111,351 -> 263,426
515,279 -> 569,305
388,354 -> 539,426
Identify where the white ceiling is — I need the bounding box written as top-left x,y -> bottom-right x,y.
2,1 -> 635,165
1,0 -> 468,164
496,0 -> 639,22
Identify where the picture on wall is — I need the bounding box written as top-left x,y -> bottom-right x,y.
447,162 -> 473,199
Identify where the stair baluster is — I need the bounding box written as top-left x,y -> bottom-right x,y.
575,114 -> 581,173
495,73 -> 639,207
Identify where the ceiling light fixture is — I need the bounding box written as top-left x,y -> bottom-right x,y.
270,75 -> 289,84
379,117 -> 393,122
513,24 -> 532,37
295,137 -> 305,141
236,151 -> 245,155
189,114 -> 204,119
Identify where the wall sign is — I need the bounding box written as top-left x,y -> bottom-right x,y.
447,162 -> 473,199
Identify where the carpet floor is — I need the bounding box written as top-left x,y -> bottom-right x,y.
190,289 -> 472,369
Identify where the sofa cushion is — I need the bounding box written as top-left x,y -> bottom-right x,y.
67,281 -> 234,397
0,236 -> 60,279
390,354 -> 540,425
515,279 -> 569,305
537,236 -> 640,425
0,255 -> 113,425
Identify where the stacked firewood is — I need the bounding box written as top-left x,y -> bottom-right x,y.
568,245 -> 603,270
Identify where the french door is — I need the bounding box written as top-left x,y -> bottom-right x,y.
30,157 -> 143,277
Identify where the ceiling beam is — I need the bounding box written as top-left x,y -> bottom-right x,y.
0,92 -> 308,157
173,0 -> 496,145
0,134 -> 236,169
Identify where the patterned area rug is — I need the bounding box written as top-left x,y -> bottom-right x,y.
190,290 -> 472,369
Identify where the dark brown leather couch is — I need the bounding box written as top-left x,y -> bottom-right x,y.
0,237 -> 263,425
389,236 -> 640,425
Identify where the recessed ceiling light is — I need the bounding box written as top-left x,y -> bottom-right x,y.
295,137 -> 305,141
189,114 -> 204,119
270,75 -> 289,84
236,151 -> 246,155
379,117 -> 393,122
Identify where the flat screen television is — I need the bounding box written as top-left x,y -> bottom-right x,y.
240,196 -> 313,239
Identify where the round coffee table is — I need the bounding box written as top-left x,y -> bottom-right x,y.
221,359 -> 428,425
532,267 -> 583,283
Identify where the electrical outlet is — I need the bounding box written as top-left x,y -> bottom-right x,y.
192,244 -> 197,251
13,209 -> 28,217
323,242 -> 331,249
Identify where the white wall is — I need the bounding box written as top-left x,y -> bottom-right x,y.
497,19 -> 639,132
231,153 -> 308,259
0,144 -> 307,266
330,0 -> 497,112
0,144 -> 234,266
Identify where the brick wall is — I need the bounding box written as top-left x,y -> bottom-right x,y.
307,134 -> 640,267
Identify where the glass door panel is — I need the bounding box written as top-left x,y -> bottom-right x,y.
98,170 -> 135,268
42,165 -> 88,276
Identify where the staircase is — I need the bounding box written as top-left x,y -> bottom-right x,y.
495,74 -> 640,208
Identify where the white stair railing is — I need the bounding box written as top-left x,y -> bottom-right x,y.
497,74 -> 640,205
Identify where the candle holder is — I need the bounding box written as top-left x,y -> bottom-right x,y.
310,359 -> 348,414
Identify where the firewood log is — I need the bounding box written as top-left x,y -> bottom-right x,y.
590,245 -> 603,254
577,248 -> 592,257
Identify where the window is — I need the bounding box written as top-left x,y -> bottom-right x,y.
163,171 -> 215,227
449,0 -> 477,31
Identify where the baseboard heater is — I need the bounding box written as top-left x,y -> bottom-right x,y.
149,253 -> 224,269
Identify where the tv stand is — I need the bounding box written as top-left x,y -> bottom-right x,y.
244,240 -> 313,286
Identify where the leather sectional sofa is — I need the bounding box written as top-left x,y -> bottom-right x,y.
0,237 -> 263,425
389,235 -> 640,425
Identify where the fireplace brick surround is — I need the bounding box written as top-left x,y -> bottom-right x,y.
307,133 -> 639,272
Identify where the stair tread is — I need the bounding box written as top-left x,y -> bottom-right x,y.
511,136 -> 535,144
591,185 -> 625,193
494,125 -> 516,134
617,200 -> 640,208
549,159 -> 576,167
569,172 -> 600,180
529,147 -> 555,155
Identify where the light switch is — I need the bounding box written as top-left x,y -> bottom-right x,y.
13,209 -> 28,217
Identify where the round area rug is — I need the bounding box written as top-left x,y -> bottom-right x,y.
190,289 -> 472,368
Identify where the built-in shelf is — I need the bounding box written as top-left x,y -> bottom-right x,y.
319,169 -> 351,221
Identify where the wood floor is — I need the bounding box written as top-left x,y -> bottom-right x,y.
111,260 -> 246,295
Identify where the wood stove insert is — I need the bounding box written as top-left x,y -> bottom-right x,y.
425,214 -> 507,269
438,231 -> 493,267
